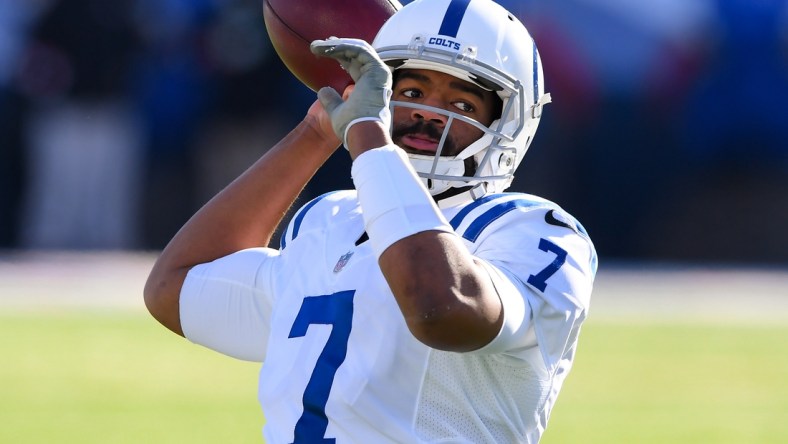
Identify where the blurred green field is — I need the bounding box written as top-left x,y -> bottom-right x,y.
3,310 -> 787,443
542,320 -> 788,444
0,312 -> 262,444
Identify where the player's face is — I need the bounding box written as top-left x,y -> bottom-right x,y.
390,69 -> 500,157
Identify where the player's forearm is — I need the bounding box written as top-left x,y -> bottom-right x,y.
176,118 -> 336,253
144,116 -> 338,335
347,138 -> 503,352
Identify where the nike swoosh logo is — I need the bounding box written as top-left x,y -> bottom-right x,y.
545,209 -> 573,230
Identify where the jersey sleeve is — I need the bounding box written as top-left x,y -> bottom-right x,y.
453,195 -> 597,374
179,247 -> 279,362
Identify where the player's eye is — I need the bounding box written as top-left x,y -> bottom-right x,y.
453,101 -> 475,113
400,89 -> 423,99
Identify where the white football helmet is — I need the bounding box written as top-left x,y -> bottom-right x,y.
373,0 -> 551,197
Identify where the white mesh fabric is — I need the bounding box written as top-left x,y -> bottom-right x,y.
415,349 -> 550,443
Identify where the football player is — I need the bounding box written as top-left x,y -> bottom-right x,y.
144,0 -> 597,442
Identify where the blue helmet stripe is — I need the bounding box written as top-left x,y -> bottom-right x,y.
532,39 -> 539,104
438,0 -> 472,37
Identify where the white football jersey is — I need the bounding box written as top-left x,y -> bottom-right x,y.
180,190 -> 597,443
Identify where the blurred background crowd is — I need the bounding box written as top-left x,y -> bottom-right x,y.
1,0 -> 787,265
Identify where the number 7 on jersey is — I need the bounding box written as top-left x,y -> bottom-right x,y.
288,290 -> 355,444
527,238 -> 568,292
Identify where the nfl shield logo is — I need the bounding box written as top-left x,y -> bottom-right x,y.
333,251 -> 354,273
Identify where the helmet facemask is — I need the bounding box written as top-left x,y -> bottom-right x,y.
372,0 -> 550,198
389,95 -> 518,196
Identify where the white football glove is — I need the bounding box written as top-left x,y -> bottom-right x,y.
310,38 -> 392,148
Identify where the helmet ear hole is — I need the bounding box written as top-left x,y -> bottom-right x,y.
498,153 -> 514,170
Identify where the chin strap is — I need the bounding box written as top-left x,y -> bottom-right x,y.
532,93 -> 552,118
435,183 -> 488,209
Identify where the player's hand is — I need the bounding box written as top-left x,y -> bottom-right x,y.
310,38 -> 392,148
305,98 -> 342,150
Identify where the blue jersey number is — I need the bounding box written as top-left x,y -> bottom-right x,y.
527,238 -> 568,291
288,290 -> 355,444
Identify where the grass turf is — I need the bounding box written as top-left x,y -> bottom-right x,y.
542,320 -> 788,444
2,312 -> 787,443
0,312 -> 262,443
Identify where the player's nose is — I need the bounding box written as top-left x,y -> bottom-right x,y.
411,104 -> 448,127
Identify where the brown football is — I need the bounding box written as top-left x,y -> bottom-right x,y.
262,0 -> 402,92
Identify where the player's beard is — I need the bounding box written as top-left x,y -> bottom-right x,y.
391,121 -> 458,157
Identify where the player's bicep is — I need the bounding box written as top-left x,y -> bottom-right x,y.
180,248 -> 278,362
